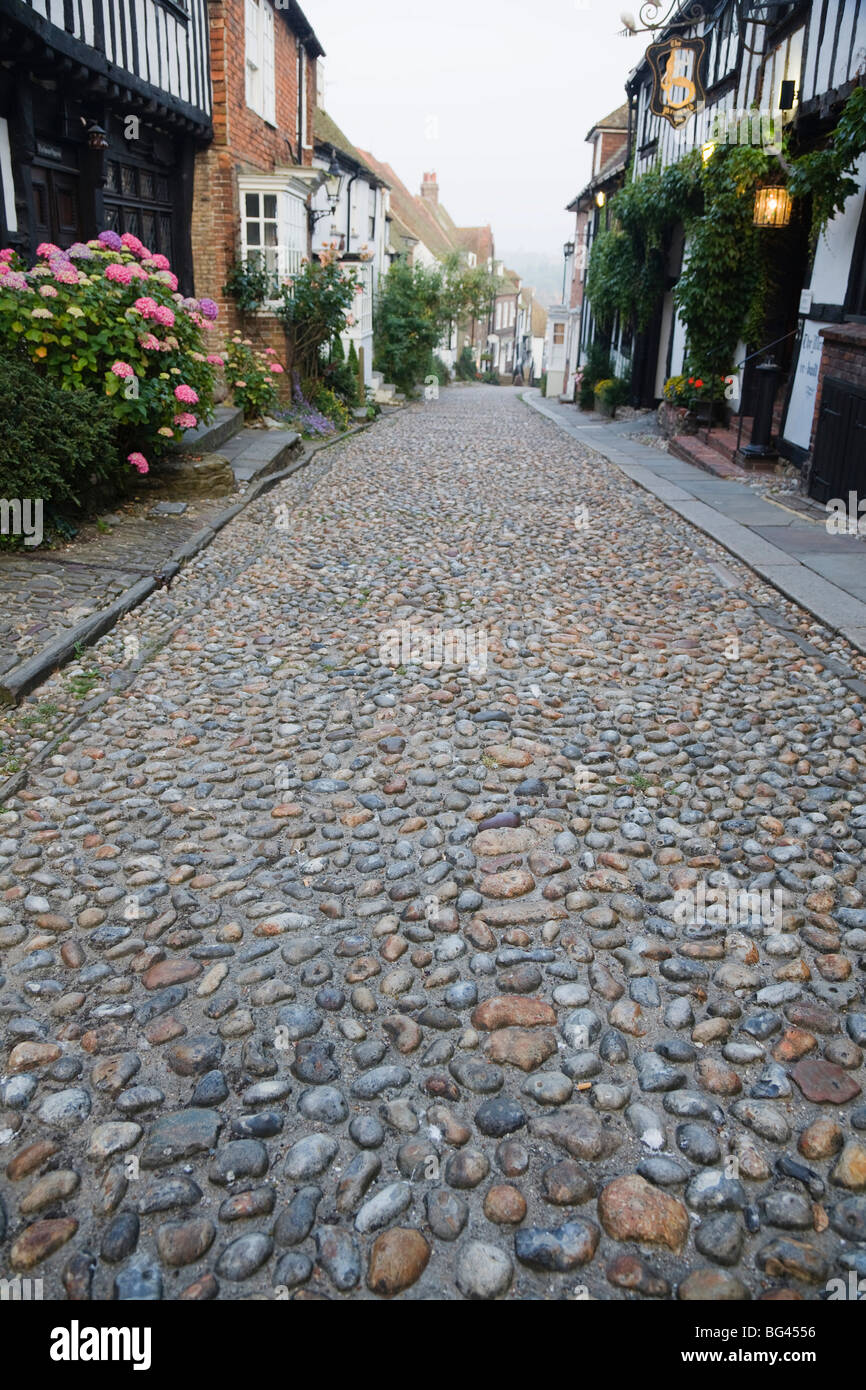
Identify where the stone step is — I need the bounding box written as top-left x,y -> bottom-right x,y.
219,427 -> 303,485
169,405 -> 245,455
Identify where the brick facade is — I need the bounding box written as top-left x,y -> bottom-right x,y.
811,322 -> 866,447
191,0 -> 319,351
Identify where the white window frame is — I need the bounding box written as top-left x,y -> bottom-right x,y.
245,0 -> 276,126
299,42 -> 310,150
239,177 -> 307,301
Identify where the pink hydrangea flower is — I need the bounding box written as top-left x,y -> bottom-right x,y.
264,348 -> 277,356
106,262 -> 135,286
36,242 -> 62,259
139,333 -> 161,351
145,253 -> 171,272
0,248 -> 14,263
156,271 -> 179,292
132,296 -> 159,318
153,304 -> 175,328
39,284 -> 58,297
111,361 -> 135,378
4,271 -> 31,291
269,363 -> 284,374
128,452 -> 149,474
52,265 -> 80,285
174,384 -> 199,404
173,412 -> 197,429
206,354 -> 225,367
121,233 -> 146,257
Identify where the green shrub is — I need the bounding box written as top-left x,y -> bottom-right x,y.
595,375 -> 631,416
431,353 -> 452,385
223,258 -> 274,314
303,378 -> 349,431
455,345 -> 477,381
347,340 -> 362,394
583,341 -> 612,388
224,337 -> 285,419
321,335 -> 360,408
276,247 -> 359,379
0,232 -> 218,471
0,353 -> 118,533
578,375 -> 596,410
373,262 -> 444,395
539,372 -> 548,396
481,369 -> 500,385
664,372 -> 731,406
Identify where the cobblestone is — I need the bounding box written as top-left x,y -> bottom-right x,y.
0,386 -> 864,1300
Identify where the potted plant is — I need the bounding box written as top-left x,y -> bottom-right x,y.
594,375 -> 631,419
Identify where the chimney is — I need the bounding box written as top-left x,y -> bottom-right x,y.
420,172 -> 439,206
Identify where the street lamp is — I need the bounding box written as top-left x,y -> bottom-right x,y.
324,154 -> 343,214
562,241 -> 575,304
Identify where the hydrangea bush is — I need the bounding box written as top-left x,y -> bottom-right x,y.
224,336 -> 285,420
0,231 -> 221,478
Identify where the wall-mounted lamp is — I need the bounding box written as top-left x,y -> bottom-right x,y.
595,191 -> 606,208
86,122 -> 109,150
701,141 -> 716,163
753,185 -> 792,228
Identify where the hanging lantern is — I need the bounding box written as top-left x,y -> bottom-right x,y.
753,185 -> 792,228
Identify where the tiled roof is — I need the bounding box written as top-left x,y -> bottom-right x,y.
585,101 -> 629,140
357,150 -> 456,260
456,226 -> 495,263
313,109 -> 383,183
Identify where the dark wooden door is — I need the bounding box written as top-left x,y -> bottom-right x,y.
31,166 -> 83,249
808,377 -> 866,503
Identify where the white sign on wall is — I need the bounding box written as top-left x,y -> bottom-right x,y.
783,321 -> 831,451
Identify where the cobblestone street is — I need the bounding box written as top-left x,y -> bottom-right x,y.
1,385 -> 865,1302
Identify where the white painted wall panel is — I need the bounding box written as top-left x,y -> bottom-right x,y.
810,152 -> 866,303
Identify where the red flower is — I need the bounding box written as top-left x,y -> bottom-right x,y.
688,377 -> 694,384
695,378 -> 704,388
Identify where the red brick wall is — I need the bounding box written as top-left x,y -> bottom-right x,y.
191,0 -> 317,338
598,129 -> 627,171
810,323 -> 866,449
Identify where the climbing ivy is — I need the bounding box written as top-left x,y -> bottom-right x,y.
585,154 -> 702,332
788,86 -> 866,243
675,143 -> 771,377
584,86 -> 866,376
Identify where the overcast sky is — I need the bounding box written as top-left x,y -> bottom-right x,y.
315,0 -> 637,261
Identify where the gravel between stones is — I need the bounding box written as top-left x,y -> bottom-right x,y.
1,385 -> 864,1301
